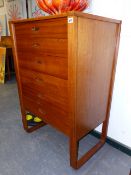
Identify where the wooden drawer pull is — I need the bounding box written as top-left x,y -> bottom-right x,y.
37,93 -> 44,98
35,77 -> 44,83
32,26 -> 39,31
37,60 -> 43,64
32,43 -> 40,48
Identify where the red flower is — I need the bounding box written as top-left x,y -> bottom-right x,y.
36,0 -> 88,14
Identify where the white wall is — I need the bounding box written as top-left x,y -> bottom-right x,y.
0,5 -> 6,15
86,0 -> 131,148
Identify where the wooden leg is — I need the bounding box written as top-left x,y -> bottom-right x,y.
70,121 -> 108,169
70,138 -> 79,169
101,118 -> 110,142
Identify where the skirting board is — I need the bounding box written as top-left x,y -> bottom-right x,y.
90,130 -> 131,156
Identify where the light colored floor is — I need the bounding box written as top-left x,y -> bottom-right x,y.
0,78 -> 131,175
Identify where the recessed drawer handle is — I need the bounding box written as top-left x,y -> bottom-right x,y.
37,60 -> 43,64
37,101 -> 41,105
38,108 -> 46,115
32,26 -> 39,31
32,43 -> 40,48
37,93 -> 44,98
35,77 -> 44,83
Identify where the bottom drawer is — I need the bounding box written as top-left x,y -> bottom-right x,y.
23,96 -> 71,136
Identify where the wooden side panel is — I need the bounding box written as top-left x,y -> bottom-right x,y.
76,17 -> 119,139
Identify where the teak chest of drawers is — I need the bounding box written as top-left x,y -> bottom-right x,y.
10,11 -> 121,169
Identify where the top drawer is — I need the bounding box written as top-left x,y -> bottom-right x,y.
14,18 -> 67,39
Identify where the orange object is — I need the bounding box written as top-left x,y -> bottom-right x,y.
36,0 -> 88,14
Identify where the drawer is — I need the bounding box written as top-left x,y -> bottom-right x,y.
19,69 -> 68,111
18,52 -> 68,79
16,37 -> 67,58
23,96 -> 71,136
14,18 -> 67,39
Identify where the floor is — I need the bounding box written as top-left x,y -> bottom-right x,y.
0,77 -> 131,175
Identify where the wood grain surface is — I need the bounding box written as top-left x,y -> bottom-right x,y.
10,12 -> 121,169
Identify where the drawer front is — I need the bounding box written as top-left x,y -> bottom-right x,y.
16,37 -> 68,79
18,52 -> 68,80
19,56 -> 67,79
16,37 -> 67,58
19,69 -> 68,111
14,18 -> 67,39
23,96 -> 70,136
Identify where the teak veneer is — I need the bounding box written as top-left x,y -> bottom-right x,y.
10,11 -> 121,169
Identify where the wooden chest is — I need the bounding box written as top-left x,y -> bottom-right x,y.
10,11 -> 121,169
